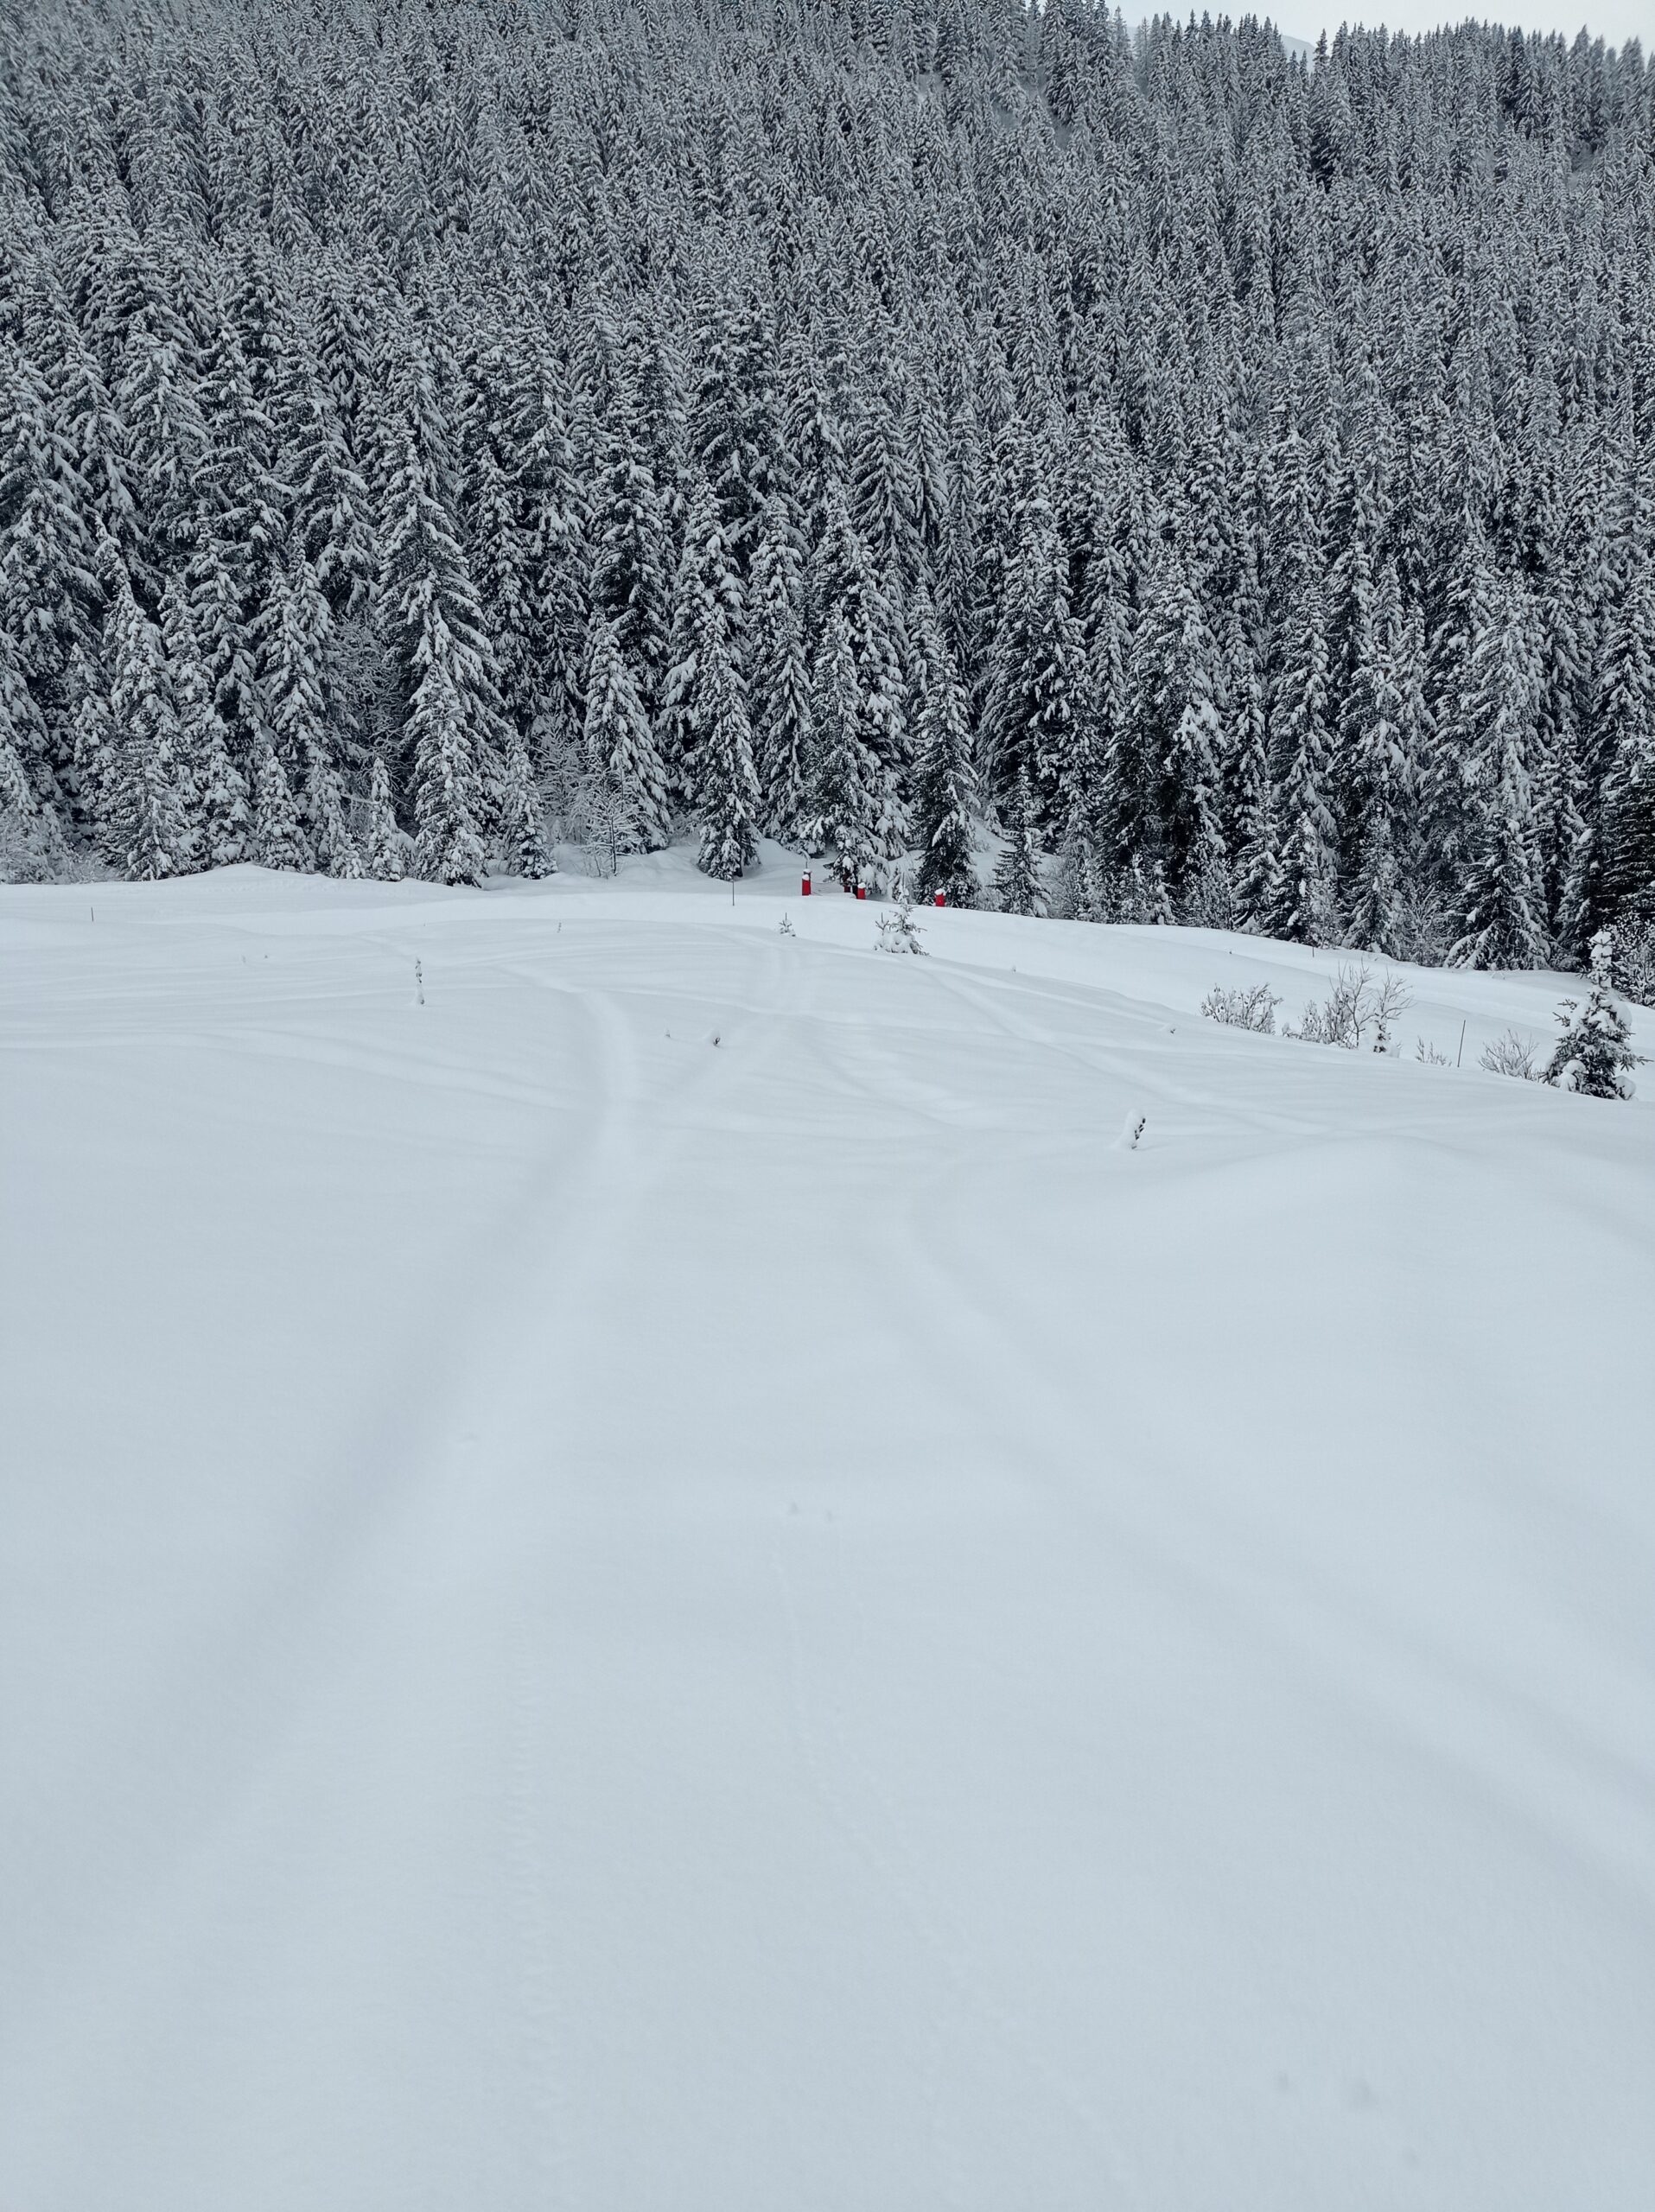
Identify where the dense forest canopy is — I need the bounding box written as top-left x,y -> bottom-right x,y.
0,0 -> 1652,963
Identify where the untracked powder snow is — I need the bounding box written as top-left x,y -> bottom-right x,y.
3,853 -> 1652,2210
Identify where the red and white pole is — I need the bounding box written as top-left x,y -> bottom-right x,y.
933,890 -> 946,907
801,868 -> 812,896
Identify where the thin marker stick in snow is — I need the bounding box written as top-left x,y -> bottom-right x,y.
1457,1020 -> 1466,1068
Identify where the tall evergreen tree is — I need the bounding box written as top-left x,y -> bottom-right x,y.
693,629 -> 761,881
1115,530 -> 1225,896
659,478 -> 745,797
911,593 -> 979,906
264,548 -> 360,880
1450,579 -> 1547,969
1588,493 -> 1655,931
378,356 -> 501,885
161,569 -> 246,870
496,723 -> 551,880
364,751 -> 405,882
983,498 -> 1091,817
103,561 -> 190,880
748,494 -> 815,843
590,345 -> 672,711
583,608 -> 672,850
808,603 -> 882,888
995,764 -> 1044,917
1270,582 -> 1340,945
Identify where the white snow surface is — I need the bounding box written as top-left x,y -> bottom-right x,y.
3,849 -> 1652,2211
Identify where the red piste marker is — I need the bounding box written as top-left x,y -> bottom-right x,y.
801,869 -> 812,896
933,891 -> 946,906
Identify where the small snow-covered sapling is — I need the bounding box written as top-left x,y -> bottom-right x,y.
875,899 -> 927,955
1544,938 -> 1645,1098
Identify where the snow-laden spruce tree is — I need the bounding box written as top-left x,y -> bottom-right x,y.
1544,931 -> 1645,1099
461,373 -> 534,741
117,329 -> 209,596
518,360 -> 591,757
1588,505 -> 1655,936
283,371 -> 376,626
849,331 -> 920,594
911,590 -> 978,906
161,570 -> 246,871
67,638 -> 117,835
0,338 -> 98,728
264,548 -> 360,879
808,602 -> 882,889
0,629 -> 43,825
810,483 -> 907,862
248,731 -> 310,873
1342,560 -> 1418,955
589,342 -> 672,713
692,282 -> 778,561
659,476 -> 745,797
983,495 -> 1090,822
102,557 -> 191,880
694,631 -> 761,881
497,723 -> 551,879
996,763 -> 1044,917
406,623 -> 487,887
748,494 -> 814,843
363,751 -> 404,882
1270,581 -> 1340,945
582,607 -> 672,850
378,355 -> 500,886
1113,527 -> 1225,901
1450,578 -> 1546,969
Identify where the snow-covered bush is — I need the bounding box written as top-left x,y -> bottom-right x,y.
1479,1029 -> 1543,1080
1415,1037 -> 1451,1065
1200,982 -> 1281,1033
1285,963 -> 1410,1052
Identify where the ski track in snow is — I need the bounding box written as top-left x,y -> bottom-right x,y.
3,853 -> 1652,2212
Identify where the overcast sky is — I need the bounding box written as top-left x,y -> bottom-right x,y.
1292,5 -> 1647,44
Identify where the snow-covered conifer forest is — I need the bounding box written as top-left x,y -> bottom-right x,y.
2,0 -> 1652,962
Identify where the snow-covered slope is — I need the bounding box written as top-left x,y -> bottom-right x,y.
3,855 -> 1652,2212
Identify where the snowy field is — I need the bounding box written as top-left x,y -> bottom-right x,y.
3,851 -> 1652,2212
